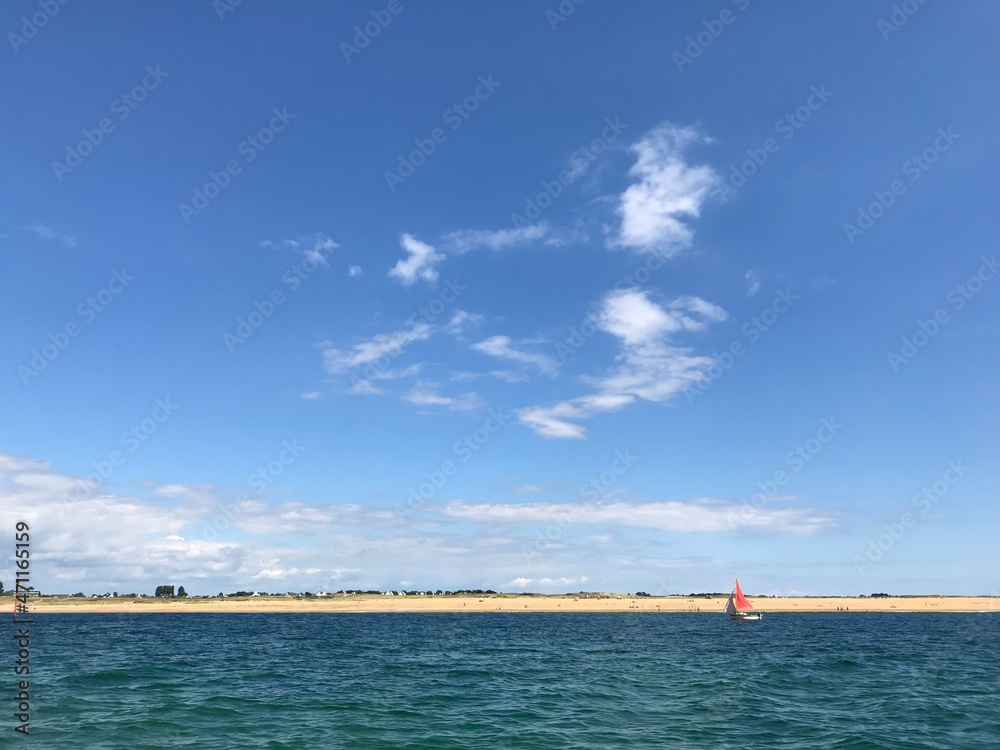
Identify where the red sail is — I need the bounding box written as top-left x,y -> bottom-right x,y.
733,578 -> 754,611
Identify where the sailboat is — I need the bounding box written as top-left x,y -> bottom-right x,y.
724,578 -> 762,621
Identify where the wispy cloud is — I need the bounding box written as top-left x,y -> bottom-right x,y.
388,234 -> 444,286
613,123 -> 719,254
446,498 -> 835,535
472,335 -> 559,376
491,370 -> 527,383
262,233 -> 338,264
503,576 -> 589,589
24,224 -> 76,248
0,450 -> 838,594
442,223 -> 549,254
402,382 -> 484,412
323,323 -> 432,373
446,310 -> 485,335
519,394 -> 633,440
518,290 -> 726,438
348,265 -> 364,277
347,379 -> 384,396
745,269 -> 761,297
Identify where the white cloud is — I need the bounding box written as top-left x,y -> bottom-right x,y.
402,382 -> 484,412
598,287 -> 673,344
377,364 -> 424,381
348,265 -> 364,277
323,323 -> 432,373
446,310 -> 485,335
347,379 -> 383,396
262,233 -> 338,264
540,576 -> 587,587
442,224 -> 549,254
24,224 -> 76,248
230,502 -> 383,535
388,234 -> 444,286
542,227 -> 590,247
446,499 -> 834,535
505,577 -> 532,588
155,483 -> 215,499
613,123 -> 719,254
300,391 -> 323,400
0,451 -> 842,595
518,290 -> 726,438
745,268 -> 761,297
518,394 -> 634,440
253,568 -> 299,580
0,454 -> 48,472
500,576 -> 589,590
472,335 -> 558,376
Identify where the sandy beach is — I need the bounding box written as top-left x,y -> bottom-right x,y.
11,594 -> 999,614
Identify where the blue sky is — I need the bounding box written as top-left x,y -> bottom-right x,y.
2,0 -> 998,596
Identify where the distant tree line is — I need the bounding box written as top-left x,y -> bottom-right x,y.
154,585 -> 187,598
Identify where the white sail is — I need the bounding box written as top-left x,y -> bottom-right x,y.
723,591 -> 738,614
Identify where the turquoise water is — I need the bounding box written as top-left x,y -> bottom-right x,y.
11,613 -> 1000,748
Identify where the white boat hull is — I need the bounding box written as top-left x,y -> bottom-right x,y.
728,611 -> 762,621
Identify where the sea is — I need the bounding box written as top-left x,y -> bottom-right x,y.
9,612 -> 1000,748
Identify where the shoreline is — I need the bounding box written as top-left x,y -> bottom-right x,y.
8,594 -> 998,614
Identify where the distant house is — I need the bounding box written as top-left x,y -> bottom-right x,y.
384,591 -> 395,596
